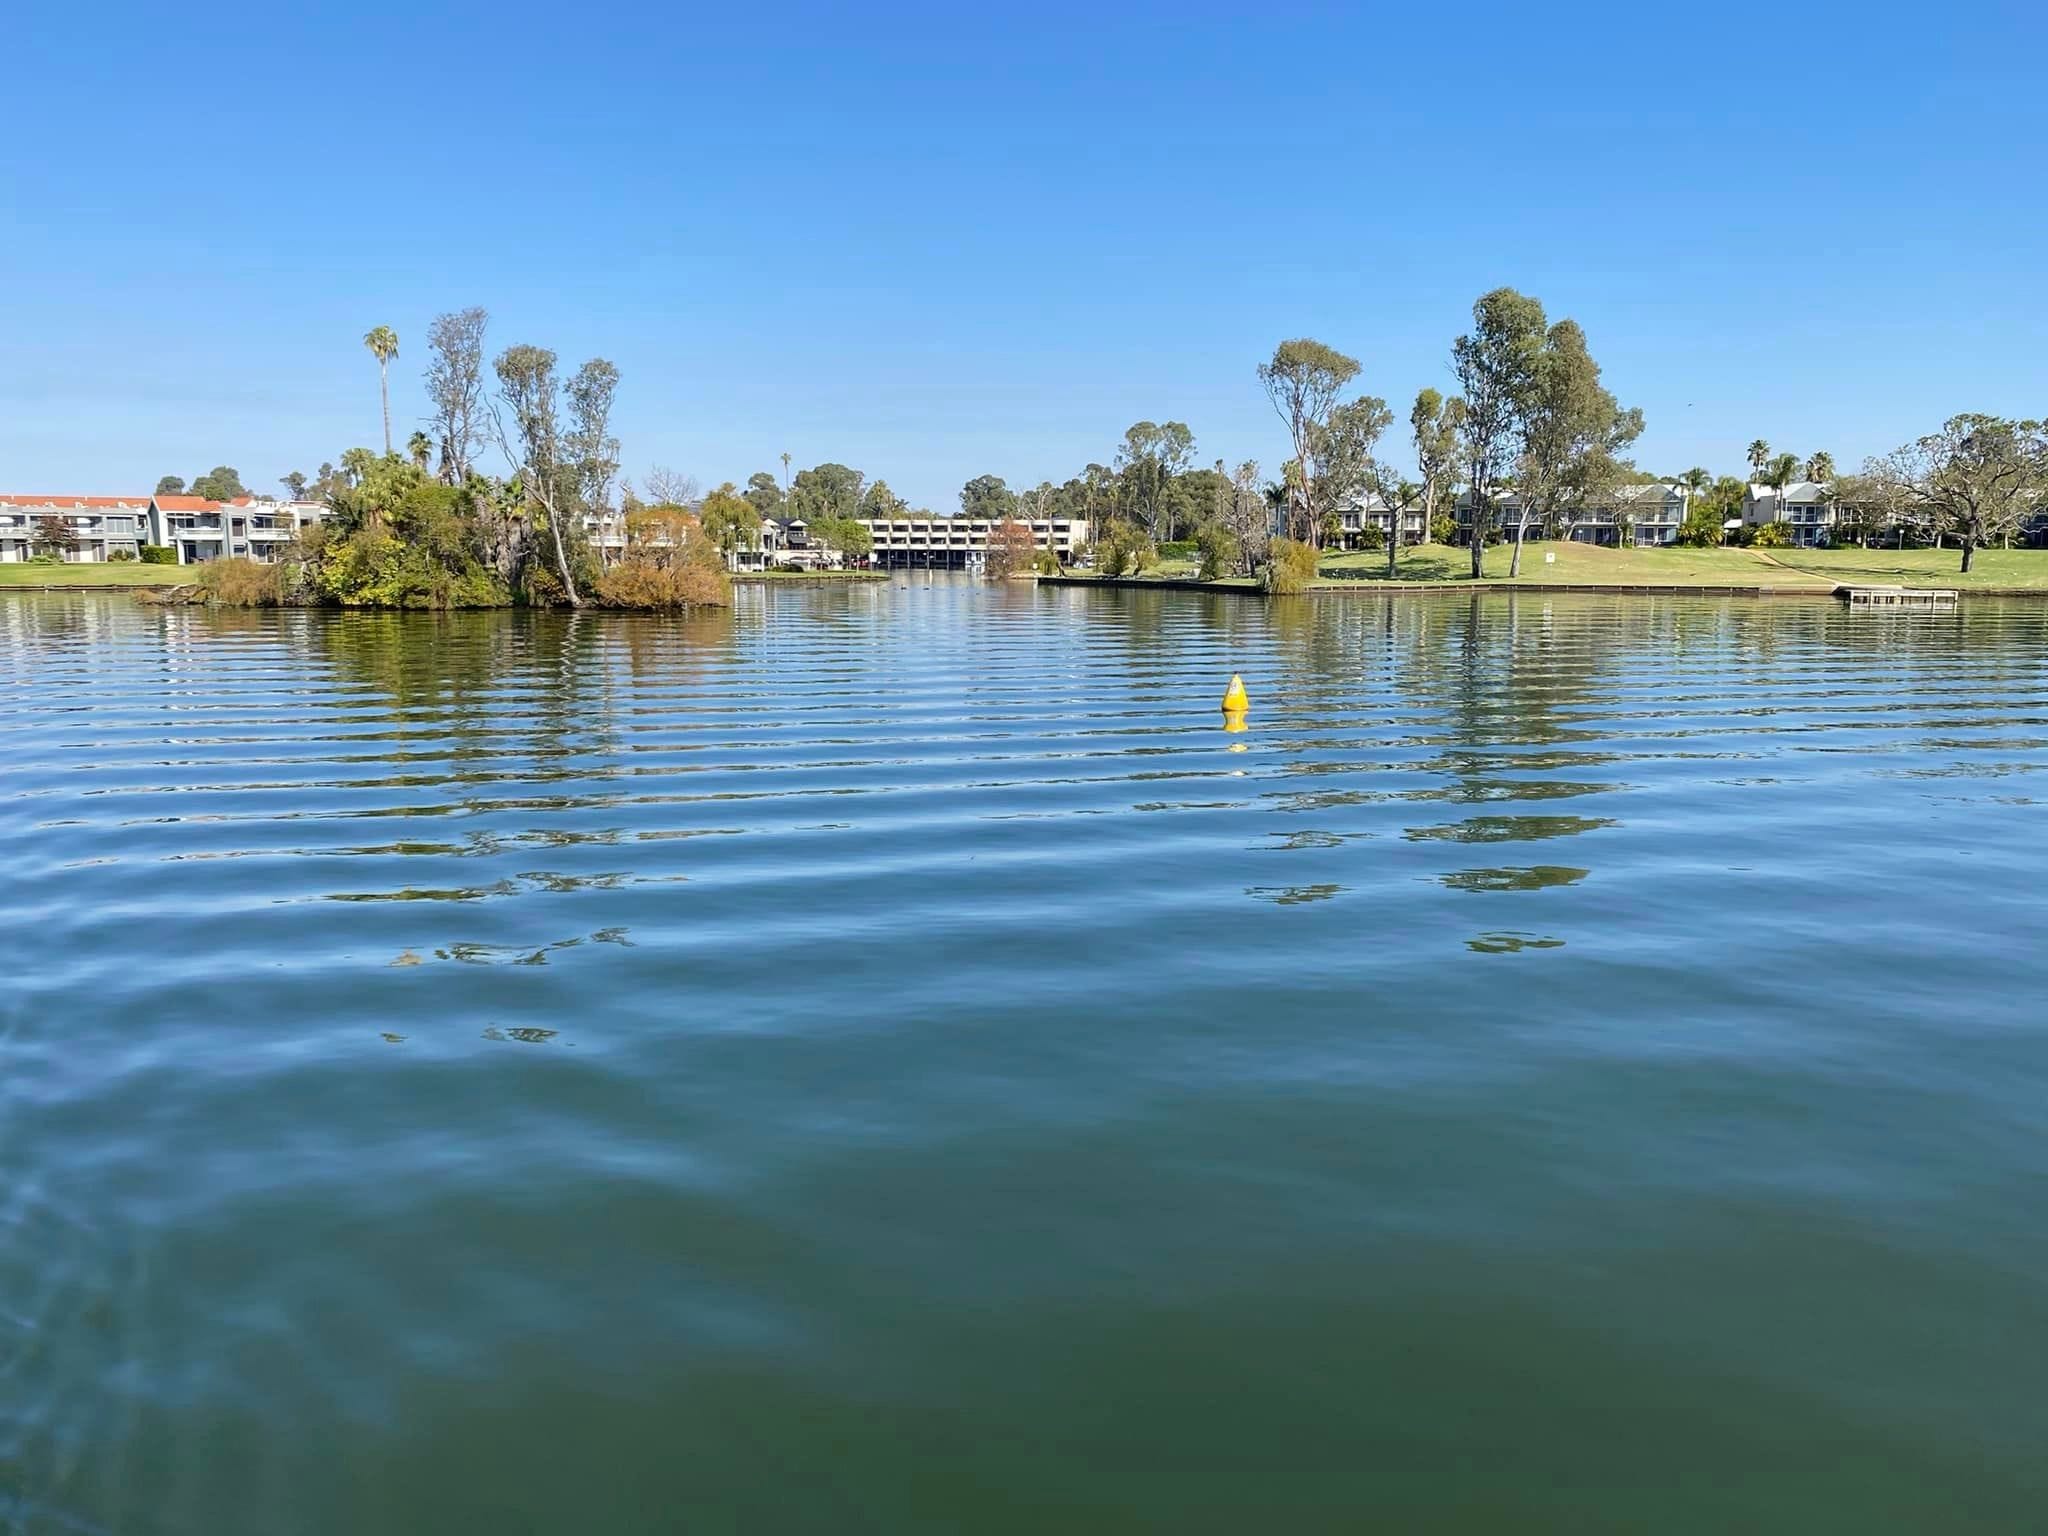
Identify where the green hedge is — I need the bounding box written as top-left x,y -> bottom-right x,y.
140,545 -> 177,564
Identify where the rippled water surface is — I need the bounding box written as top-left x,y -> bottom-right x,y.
5,581 -> 2048,1532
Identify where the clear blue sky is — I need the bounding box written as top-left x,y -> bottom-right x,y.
5,0 -> 2043,507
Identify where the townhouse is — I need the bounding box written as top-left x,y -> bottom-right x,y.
148,495 -> 328,563
0,496 -> 151,562
1453,482 -> 1692,547
1742,481 -> 1836,546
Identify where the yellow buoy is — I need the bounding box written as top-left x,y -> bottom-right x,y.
1221,674 -> 1249,714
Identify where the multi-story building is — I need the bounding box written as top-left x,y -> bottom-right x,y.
1743,481 -> 1835,546
1332,492 -> 1428,549
860,515 -> 1090,570
147,495 -> 328,563
0,495 -> 151,562
1454,482 -> 1691,547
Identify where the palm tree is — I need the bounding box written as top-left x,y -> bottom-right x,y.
1680,466 -> 1710,495
1746,439 -> 1771,482
406,430 -> 433,473
363,326 -> 399,456
1806,450 -> 1840,543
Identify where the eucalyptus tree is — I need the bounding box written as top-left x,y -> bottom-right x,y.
492,343 -> 584,605
1114,420 -> 1196,541
743,472 -> 785,518
1411,388 -> 1464,544
1866,414 -> 2046,571
1508,318 -> 1642,576
958,474 -> 1018,520
363,325 -> 399,456
424,307 -> 489,481
1259,338 -> 1361,547
1450,288 -> 1547,578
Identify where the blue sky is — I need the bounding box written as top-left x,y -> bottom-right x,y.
5,0 -> 2043,508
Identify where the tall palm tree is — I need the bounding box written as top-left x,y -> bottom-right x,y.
1806,450 -> 1840,544
363,326 -> 399,456
406,430 -> 433,473
1681,466 -> 1710,495
1746,439 -> 1771,482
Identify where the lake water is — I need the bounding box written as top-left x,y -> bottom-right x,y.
4,580 -> 2047,1532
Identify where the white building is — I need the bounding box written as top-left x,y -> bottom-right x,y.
0,495 -> 151,562
1333,492 -> 1428,548
1454,482 -> 1691,546
148,495 -> 328,563
860,515 -> 1090,570
1743,481 -> 1836,546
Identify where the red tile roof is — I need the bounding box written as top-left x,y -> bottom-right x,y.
0,494 -> 149,508
152,494 -> 255,512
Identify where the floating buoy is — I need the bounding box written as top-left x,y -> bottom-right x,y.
1221,674 -> 1249,714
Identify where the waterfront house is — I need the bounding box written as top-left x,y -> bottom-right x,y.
1453,482 -> 1691,547
1743,481 -> 1835,545
0,495 -> 152,562
147,495 -> 327,563
1332,492 -> 1428,549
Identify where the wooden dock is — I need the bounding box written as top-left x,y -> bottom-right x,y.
1836,584 -> 1958,606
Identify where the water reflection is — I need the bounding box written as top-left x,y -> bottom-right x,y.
1439,865 -> 1589,893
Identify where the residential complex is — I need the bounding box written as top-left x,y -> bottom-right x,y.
860,515 -> 1090,570
0,494 -> 327,563
1742,480 -> 1836,546
0,496 -> 151,562
1332,493 -> 1428,549
1451,482 -> 1692,547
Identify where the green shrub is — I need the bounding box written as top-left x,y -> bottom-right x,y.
199,557 -> 285,607
1263,537 -> 1319,595
140,545 -> 177,564
1750,521 -> 1791,548
1430,514 -> 1458,545
1157,539 -> 1199,560
1356,525 -> 1385,552
1031,547 -> 1062,576
1196,525 -> 1239,580
108,548 -> 137,562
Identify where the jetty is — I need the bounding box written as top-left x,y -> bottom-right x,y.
1835,584 -> 1958,607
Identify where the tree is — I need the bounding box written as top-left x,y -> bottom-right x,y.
564,359 -> 621,519
279,471 -> 309,502
986,518 -> 1034,579
860,479 -> 909,519
1314,395 -> 1392,537
32,514 -> 77,559
155,475 -> 185,496
1113,421 -> 1196,541
190,466 -> 248,502
1259,338 -> 1360,547
1361,459 -> 1421,578
599,503 -> 729,610
1867,415 -> 2046,572
1509,318 -> 1642,575
643,466 -> 699,506
698,483 -> 764,564
811,515 -> 873,563
363,325 -> 399,456
424,308 -> 488,481
790,463 -> 865,522
1220,460 -> 1269,575
959,473 -> 1019,520
1411,389 -> 1464,545
1680,466 -> 1711,495
743,472 -> 785,519
1747,440 -> 1771,480
1451,288 -> 1547,577
406,431 -> 433,473
1806,450 -> 1835,485
492,343 -> 584,606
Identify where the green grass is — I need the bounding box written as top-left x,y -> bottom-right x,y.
1750,545 -> 2048,588
0,562 -> 187,587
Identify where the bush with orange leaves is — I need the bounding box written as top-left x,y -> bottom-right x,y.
596,503 -> 733,610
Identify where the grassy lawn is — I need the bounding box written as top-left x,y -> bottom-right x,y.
1316,542 -> 1828,586
1756,545 -> 2048,588
0,563 -> 185,587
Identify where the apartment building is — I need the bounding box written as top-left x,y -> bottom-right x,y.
1455,482 -> 1691,547
1332,492 -> 1428,548
148,495 -> 328,563
1742,481 -> 1835,546
860,515 -> 1091,570
0,495 -> 151,562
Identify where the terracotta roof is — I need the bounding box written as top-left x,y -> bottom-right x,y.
152,494 -> 255,512
0,494 -> 149,508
